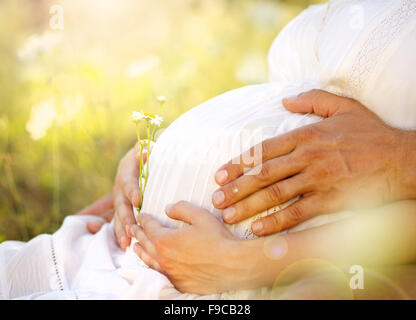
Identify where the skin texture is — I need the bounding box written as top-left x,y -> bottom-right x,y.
132,200 -> 416,296
213,90 -> 416,236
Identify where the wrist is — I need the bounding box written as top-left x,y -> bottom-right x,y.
396,129 -> 416,199
226,237 -> 287,290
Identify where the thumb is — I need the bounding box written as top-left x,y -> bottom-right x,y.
165,201 -> 210,225
282,89 -> 358,118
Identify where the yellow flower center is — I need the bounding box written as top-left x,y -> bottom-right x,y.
144,112 -> 156,119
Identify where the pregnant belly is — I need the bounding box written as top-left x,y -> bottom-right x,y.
138,82 -> 350,238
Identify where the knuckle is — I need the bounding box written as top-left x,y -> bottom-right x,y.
261,139 -> 272,160
154,237 -> 168,253
118,204 -> 130,218
158,257 -> 169,270
341,96 -> 360,109
288,205 -> 305,222
307,163 -> 331,182
141,254 -> 151,266
174,200 -> 188,211
234,200 -> 249,220
114,221 -> 125,241
226,164 -> 239,180
222,162 -> 233,174
317,165 -> 331,180
296,144 -> 322,164
301,126 -> 321,141
268,213 -> 282,232
308,89 -> 323,98
126,187 -> 135,201
256,163 -> 272,183
267,183 -> 284,203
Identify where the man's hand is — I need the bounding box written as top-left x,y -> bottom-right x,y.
128,201 -> 251,295
213,89 -> 416,236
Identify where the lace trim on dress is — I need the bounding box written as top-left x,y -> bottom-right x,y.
346,0 -> 416,97
50,237 -> 64,292
49,237 -> 80,299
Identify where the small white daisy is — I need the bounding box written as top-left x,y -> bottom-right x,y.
131,111 -> 144,122
150,115 -> 163,126
156,96 -> 167,104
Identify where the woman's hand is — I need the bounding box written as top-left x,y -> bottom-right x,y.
128,201 -> 257,295
131,200 -> 416,297
78,143 -> 151,251
111,144 -> 143,250
213,89 -> 416,236
76,193 -> 114,233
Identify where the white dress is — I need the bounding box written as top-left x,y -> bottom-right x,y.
1,0 -> 416,299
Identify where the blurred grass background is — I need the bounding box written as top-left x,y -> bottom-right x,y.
0,0 -> 322,241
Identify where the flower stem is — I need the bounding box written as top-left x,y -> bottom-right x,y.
138,142 -> 144,212
136,122 -> 143,212
143,122 -> 151,195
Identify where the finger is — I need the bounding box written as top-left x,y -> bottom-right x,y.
76,193 -> 113,216
114,215 -> 130,251
136,150 -> 148,164
117,147 -> 141,208
282,89 -> 361,117
102,208 -> 115,222
251,194 -> 324,236
85,208 -> 114,233
212,153 -> 305,209
114,193 -> 137,234
120,176 -> 141,208
222,174 -> 311,224
127,224 -> 158,259
135,141 -> 154,163
215,133 -> 298,186
86,220 -> 105,234
165,201 -> 211,225
133,242 -> 163,272
137,213 -> 170,242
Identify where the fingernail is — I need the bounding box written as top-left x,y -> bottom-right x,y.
215,170 -> 228,184
165,203 -> 174,213
252,221 -> 263,234
212,190 -> 225,206
222,207 -> 235,222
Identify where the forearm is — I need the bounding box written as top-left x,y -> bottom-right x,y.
397,129 -> 416,199
232,200 -> 416,289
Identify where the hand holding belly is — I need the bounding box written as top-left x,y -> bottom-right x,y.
214,89 -> 416,236
129,201 -> 248,295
